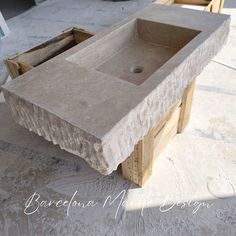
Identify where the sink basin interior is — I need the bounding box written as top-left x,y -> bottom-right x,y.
67,18 -> 201,85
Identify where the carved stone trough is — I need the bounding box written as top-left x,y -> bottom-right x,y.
1,4 -> 230,185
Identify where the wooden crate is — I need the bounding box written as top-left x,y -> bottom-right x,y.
5,27 -> 94,79
155,0 -> 224,13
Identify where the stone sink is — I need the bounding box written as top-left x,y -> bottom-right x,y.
67,18 -> 200,86
1,4 -> 230,175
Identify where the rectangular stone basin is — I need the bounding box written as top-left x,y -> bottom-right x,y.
67,19 -> 200,85
1,4 -> 230,175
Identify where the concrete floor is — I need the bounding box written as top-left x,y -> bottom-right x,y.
0,0 -> 236,235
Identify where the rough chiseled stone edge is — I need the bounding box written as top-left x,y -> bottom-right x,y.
2,91 -> 111,175
101,18 -> 231,173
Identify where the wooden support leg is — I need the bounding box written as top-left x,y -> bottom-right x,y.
219,0 -> 224,13
205,0 -> 223,13
122,130 -> 153,187
177,79 -> 196,133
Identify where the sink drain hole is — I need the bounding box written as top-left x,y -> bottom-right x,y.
130,65 -> 143,74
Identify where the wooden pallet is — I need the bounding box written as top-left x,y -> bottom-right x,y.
5,27 -> 94,79
155,0 -> 224,13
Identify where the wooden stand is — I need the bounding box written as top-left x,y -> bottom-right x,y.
122,79 -> 196,186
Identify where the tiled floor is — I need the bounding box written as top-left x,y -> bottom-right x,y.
0,0 -> 236,235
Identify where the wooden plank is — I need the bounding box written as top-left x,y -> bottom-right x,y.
122,129 -> 154,186
18,62 -> 34,74
157,0 -> 223,15
152,100 -> 181,137
204,0 -> 222,12
177,79 -> 196,133
4,59 -> 20,79
73,28 -> 94,44
204,1 -> 213,11
211,0 -> 222,13
153,102 -> 181,158
175,0 -> 210,5
162,0 -> 223,13
140,130 -> 154,185
174,0 -> 223,13
219,0 -> 225,13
